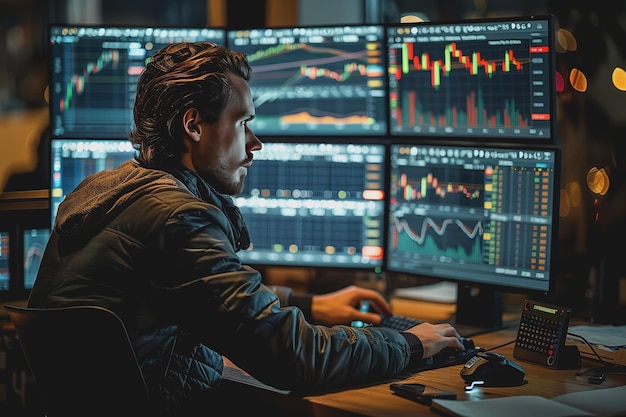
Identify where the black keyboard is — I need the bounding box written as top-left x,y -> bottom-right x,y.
351,300 -> 424,331
350,310 -> 478,372
379,314 -> 423,331
350,314 -> 423,330
412,337 -> 478,372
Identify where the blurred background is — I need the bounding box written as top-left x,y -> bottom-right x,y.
0,0 -> 625,321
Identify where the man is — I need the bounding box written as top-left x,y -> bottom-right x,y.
28,42 -> 463,415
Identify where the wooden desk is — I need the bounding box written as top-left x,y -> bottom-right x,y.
220,326 -> 626,416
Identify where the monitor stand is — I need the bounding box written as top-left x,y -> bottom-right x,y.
452,284 -> 506,336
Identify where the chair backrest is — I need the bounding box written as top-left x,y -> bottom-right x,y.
4,304 -> 151,417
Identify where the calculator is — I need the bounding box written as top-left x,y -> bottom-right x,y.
513,299 -> 571,368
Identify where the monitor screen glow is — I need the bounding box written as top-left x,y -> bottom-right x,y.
0,231 -> 9,292
228,25 -> 388,136
48,25 -> 226,139
386,15 -> 556,143
386,142 -> 560,295
236,140 -> 387,270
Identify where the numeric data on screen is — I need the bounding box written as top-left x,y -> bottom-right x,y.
235,142 -> 386,269
387,144 -> 558,292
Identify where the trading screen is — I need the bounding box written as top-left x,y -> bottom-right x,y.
386,143 -> 559,292
386,16 -> 555,142
49,25 -> 226,139
236,141 -> 386,270
228,25 -> 388,136
0,232 -> 9,291
23,228 -> 51,290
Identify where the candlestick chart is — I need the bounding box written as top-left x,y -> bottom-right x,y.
49,26 -> 225,138
389,40 -> 536,133
386,17 -> 555,142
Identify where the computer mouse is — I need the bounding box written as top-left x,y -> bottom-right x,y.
460,351 -> 526,387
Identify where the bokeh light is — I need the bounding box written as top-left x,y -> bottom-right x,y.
612,67 -> 626,91
555,70 -> 565,92
557,28 -> 577,52
587,167 -> 610,195
569,68 -> 588,92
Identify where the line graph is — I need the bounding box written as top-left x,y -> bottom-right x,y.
49,25 -> 225,138
390,215 -> 484,260
230,25 -> 387,135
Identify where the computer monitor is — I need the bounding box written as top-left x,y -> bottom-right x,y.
386,142 -> 560,331
0,231 -> 10,293
0,189 -> 50,298
50,138 -> 386,272
50,139 -> 138,225
235,140 -> 386,271
227,24 -> 387,136
23,228 -> 51,290
386,15 -> 556,143
48,25 -> 226,139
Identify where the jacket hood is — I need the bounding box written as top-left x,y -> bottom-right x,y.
55,159 -> 180,236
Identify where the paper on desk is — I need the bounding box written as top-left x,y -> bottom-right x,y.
431,385 -> 626,417
567,325 -> 626,348
552,386 -> 626,416
431,396 -> 594,417
392,281 -> 458,303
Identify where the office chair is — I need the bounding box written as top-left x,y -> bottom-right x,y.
4,304 -> 152,417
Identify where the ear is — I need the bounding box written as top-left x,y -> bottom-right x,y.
182,108 -> 202,141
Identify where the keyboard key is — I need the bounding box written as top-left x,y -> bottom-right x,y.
379,314 -> 423,331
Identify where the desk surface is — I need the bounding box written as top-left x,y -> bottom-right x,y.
220,309 -> 626,417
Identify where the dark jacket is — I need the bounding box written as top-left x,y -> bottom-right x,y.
28,159 -> 413,413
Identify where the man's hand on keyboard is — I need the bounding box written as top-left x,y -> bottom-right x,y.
404,322 -> 465,359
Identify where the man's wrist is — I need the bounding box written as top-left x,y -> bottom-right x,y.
290,293 -> 314,321
400,332 -> 424,367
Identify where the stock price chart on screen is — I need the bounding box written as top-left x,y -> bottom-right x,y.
235,142 -> 386,270
387,143 -> 558,292
228,25 -> 387,136
386,16 -> 555,142
0,232 -> 8,292
49,26 -> 226,139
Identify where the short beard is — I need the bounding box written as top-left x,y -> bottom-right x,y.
203,169 -> 245,196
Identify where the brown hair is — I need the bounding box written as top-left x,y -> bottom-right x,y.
129,42 -> 252,166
